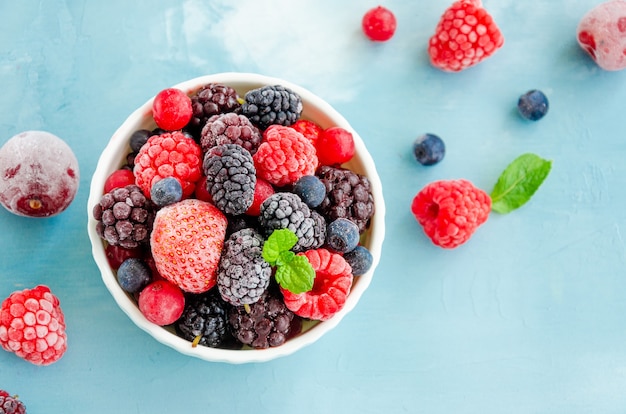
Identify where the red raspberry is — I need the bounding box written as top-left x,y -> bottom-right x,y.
0,285 -> 67,366
133,131 -> 203,199
411,179 -> 491,248
428,0 -> 504,72
138,280 -> 185,326
152,88 -> 193,131
253,125 -> 318,187
362,6 -> 397,42
290,119 -> 323,146
315,127 -> 355,166
281,249 -> 353,321
0,390 -> 26,414
103,168 -> 135,193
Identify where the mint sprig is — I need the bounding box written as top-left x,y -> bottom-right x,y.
490,153 -> 552,214
262,229 -> 315,294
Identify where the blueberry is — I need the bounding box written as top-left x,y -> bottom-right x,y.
151,177 -> 183,207
343,245 -> 373,276
326,218 -> 360,253
412,133 -> 445,166
517,90 -> 549,121
117,258 -> 152,293
129,129 -> 151,152
292,175 -> 326,208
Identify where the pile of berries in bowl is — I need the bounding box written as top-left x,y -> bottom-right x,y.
87,72 -> 385,363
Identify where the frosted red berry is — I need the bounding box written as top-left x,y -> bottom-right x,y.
411,179 -> 491,248
193,176 -> 213,203
104,169 -> 135,193
290,119 -> 323,146
138,280 -> 185,326
152,88 -> 193,131
0,285 -> 67,366
428,0 -> 504,72
0,390 -> 26,414
315,127 -> 355,166
105,244 -> 144,269
362,6 -> 397,42
245,177 -> 275,216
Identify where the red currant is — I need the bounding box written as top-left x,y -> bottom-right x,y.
362,6 -> 397,42
104,168 -> 135,193
245,177 -> 275,216
152,88 -> 193,131
315,127 -> 355,166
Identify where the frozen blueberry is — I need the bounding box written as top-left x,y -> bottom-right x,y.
151,177 -> 183,207
117,258 -> 152,293
517,90 -> 549,121
292,175 -> 326,208
326,218 -> 360,253
412,133 -> 445,166
343,245 -> 373,276
129,129 -> 152,152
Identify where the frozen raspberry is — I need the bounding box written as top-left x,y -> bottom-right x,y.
150,199 -> 227,293
0,390 -> 26,414
200,112 -> 262,155
281,249 -> 353,321
362,6 -> 397,42
315,127 -> 355,166
577,0 -> 626,71
175,290 -> 237,348
245,177 -> 274,217
152,88 -> 193,131
133,131 -> 203,199
241,85 -> 303,130
253,125 -> 318,187
428,0 -> 504,72
0,285 -> 67,366
411,179 -> 491,248
189,83 -> 241,135
290,119 -> 323,145
138,280 -> 185,326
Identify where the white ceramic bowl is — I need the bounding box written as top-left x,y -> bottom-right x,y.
87,72 -> 386,363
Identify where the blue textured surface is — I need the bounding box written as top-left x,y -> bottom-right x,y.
2,1 -> 626,412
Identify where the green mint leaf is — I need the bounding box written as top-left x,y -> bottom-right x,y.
262,229 -> 298,265
490,153 -> 552,214
277,251 -> 295,267
275,255 -> 315,294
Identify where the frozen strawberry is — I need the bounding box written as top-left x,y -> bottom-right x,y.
150,199 -> 227,293
577,0 -> 626,71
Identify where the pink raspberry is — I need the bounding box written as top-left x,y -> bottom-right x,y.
411,179 -> 491,248
253,125 -> 318,187
0,285 -> 67,366
133,131 -> 203,199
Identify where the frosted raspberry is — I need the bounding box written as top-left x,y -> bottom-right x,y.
0,285 -> 67,366
133,131 -> 203,199
411,179 -> 491,248
290,119 -> 323,146
253,125 -> 318,187
281,248 -> 353,321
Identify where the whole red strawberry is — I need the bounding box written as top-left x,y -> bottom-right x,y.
428,0 -> 504,72
0,285 -> 67,366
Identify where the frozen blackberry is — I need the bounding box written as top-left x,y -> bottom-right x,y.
240,85 -> 303,130
175,290 -> 237,349
188,83 -> 241,136
217,228 -> 271,306
258,192 -> 317,252
316,166 -> 375,234
310,210 -> 327,249
228,287 -> 299,349
203,144 -> 256,215
93,184 -> 155,249
200,112 -> 262,155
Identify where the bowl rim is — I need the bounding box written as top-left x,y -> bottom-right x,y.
87,72 -> 386,363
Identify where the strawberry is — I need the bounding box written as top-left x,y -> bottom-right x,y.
150,199 -> 227,294
428,0 -> 504,72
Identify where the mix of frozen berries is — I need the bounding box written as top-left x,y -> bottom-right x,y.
0,390 -> 26,414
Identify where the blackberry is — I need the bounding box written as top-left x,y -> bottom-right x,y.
240,85 -> 303,130
316,166 -> 375,234
203,144 -> 256,215
188,83 -> 241,136
200,112 -> 262,155
310,210 -> 327,249
175,290 -> 237,349
93,184 -> 155,249
217,228 -> 271,306
228,287 -> 300,349
258,192 -> 317,252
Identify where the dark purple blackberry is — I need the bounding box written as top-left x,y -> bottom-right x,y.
188,83 -> 241,136
258,192 -> 317,252
175,290 -> 238,349
217,228 -> 271,306
240,85 -> 302,130
200,112 -> 262,155
316,166 -> 375,234
310,210 -> 327,249
203,144 -> 256,215
228,287 -> 300,349
92,184 -> 155,249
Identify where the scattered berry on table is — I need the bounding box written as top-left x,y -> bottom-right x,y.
0,285 -> 67,366
290,119 -> 323,145
133,131 -> 203,199
253,125 -> 318,187
117,258 -> 152,293
150,176 -> 183,207
428,0 -> 504,72
152,88 -> 193,131
0,130 -> 79,217
362,5 -> 397,42
577,0 -> 626,71
293,175 -> 326,208
411,179 -> 491,248
138,280 -> 185,326
203,144 -> 256,215
104,169 -> 136,193
0,390 -> 26,414
259,192 -> 319,252
105,244 -> 144,269
413,133 -> 446,166
129,129 -> 151,152
343,245 -> 374,276
188,83 -> 241,136
281,248 -> 353,321
315,127 -> 355,166
200,112 -> 262,155
517,90 -> 549,121
326,218 -> 360,253
150,199 -> 227,293
241,85 -> 303,130
245,177 -> 274,217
